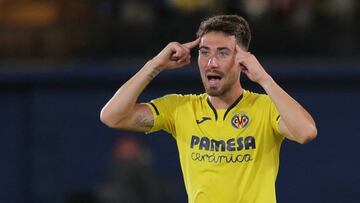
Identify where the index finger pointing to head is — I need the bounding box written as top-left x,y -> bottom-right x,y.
235,44 -> 246,55
183,38 -> 200,49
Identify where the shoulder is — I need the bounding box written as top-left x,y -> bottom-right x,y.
244,90 -> 270,104
159,93 -> 205,101
150,93 -> 205,107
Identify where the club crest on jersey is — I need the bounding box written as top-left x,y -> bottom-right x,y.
231,112 -> 250,129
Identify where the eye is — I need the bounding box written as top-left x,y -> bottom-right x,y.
199,50 -> 210,57
218,51 -> 230,58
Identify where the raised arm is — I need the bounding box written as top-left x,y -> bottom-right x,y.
236,46 -> 317,144
100,39 -> 200,132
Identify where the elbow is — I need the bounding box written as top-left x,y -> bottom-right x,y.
297,124 -> 318,144
100,108 -> 121,129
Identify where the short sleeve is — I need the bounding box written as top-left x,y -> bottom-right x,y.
144,94 -> 184,135
268,98 -> 284,139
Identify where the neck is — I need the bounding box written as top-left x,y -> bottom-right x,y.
208,85 -> 243,109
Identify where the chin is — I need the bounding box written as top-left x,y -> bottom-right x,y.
205,88 -> 223,96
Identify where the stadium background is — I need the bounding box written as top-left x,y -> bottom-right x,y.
0,0 -> 359,202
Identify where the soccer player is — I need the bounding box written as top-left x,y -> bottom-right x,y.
100,15 -> 317,203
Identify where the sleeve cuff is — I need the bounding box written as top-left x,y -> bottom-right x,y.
144,102 -> 159,134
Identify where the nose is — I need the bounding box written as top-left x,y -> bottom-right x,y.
207,57 -> 218,68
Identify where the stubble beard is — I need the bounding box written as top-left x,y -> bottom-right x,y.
203,80 -> 232,97
202,73 -> 240,97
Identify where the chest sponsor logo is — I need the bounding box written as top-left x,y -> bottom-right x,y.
190,135 -> 256,164
231,112 -> 250,129
190,135 -> 256,152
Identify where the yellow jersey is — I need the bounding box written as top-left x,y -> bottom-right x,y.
146,90 -> 284,203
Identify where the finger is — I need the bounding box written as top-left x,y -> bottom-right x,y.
171,46 -> 186,60
185,54 -> 191,64
235,44 -> 247,55
171,52 -> 189,61
235,45 -> 246,64
183,38 -> 200,49
177,54 -> 190,63
235,47 -> 248,71
240,62 -> 248,71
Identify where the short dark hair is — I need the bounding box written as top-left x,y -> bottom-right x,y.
196,15 -> 251,50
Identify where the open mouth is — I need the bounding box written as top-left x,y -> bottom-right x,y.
207,75 -> 222,81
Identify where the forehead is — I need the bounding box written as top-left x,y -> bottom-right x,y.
200,32 -> 236,49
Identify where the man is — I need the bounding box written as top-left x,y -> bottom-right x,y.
100,15 -> 317,203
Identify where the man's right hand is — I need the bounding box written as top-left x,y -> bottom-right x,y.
151,38 -> 200,71
101,38 -> 199,132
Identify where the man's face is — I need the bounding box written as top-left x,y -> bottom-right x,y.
198,32 -> 241,97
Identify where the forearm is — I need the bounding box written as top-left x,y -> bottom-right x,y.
100,59 -> 162,126
260,76 -> 317,143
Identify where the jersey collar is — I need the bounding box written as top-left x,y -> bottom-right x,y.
206,92 -> 244,121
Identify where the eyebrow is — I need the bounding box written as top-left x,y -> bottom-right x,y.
199,46 -> 209,50
218,47 -> 231,52
199,46 -> 232,51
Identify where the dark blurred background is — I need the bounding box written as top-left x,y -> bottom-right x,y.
0,0 -> 359,203
0,0 -> 359,59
